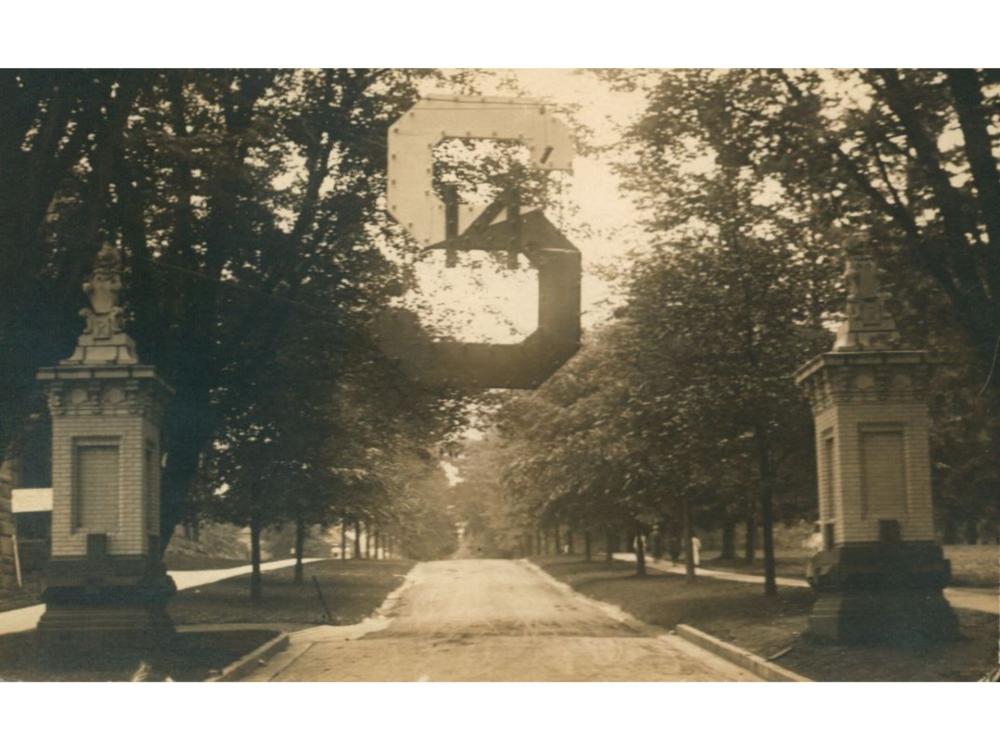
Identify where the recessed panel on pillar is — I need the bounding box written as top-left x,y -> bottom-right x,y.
74,439 -> 120,534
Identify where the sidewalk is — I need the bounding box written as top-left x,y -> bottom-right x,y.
613,553 -> 998,615
0,557 -> 320,637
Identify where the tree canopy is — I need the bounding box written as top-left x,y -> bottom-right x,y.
1,69 -> 472,564
458,69 -> 999,587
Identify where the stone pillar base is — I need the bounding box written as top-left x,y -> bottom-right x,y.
38,556 -> 176,654
805,542 -> 959,644
808,589 -> 959,643
37,600 -> 175,653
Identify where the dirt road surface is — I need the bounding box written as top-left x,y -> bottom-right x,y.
247,558 -> 758,681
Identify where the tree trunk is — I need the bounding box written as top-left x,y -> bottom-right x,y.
720,520 -> 736,559
683,494 -> 696,582
760,491 -> 777,596
755,426 -> 778,597
744,512 -> 757,563
566,527 -> 574,555
760,501 -> 777,596
604,527 -> 613,564
250,515 -> 263,604
373,528 -> 380,560
340,520 -> 347,562
634,525 -> 647,577
964,518 -> 979,545
293,515 -> 305,584
942,515 -> 959,545
353,520 -> 362,560
364,523 -> 371,559
554,525 -> 561,555
584,530 -> 592,562
651,527 -> 663,559
668,534 -> 681,564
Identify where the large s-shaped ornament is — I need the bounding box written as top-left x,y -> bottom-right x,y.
378,96 -> 582,390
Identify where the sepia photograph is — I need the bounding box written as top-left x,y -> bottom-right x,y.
0,4 -> 997,746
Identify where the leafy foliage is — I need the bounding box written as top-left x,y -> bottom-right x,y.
1,69 -> 471,565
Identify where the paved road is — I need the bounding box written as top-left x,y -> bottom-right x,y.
614,553 -> 999,615
247,558 -> 758,682
0,558 -> 320,636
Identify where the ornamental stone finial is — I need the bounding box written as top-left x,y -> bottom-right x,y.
80,241 -> 126,341
63,241 -> 138,365
833,248 -> 900,352
84,241 -> 124,316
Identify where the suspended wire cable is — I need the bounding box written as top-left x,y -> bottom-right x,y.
978,334 -> 1000,397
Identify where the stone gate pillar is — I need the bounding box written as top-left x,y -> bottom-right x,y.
35,243 -> 175,650
794,254 -> 958,643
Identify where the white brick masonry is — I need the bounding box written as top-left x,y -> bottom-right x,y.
797,351 -> 938,545
38,369 -> 170,559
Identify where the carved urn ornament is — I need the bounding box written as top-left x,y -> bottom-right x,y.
80,242 -> 126,340
64,241 -> 138,366
833,253 -> 900,352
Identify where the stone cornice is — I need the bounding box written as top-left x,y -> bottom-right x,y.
38,365 -> 173,421
794,350 -> 937,414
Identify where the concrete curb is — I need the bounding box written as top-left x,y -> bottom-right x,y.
674,624 -> 811,682
208,631 -> 290,683
234,568 -> 420,682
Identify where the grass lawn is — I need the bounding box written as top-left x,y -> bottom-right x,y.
699,544 -> 998,589
169,558 -> 414,628
942,545 -> 999,588
0,558 -> 413,681
536,556 -> 998,682
0,628 -> 279,682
